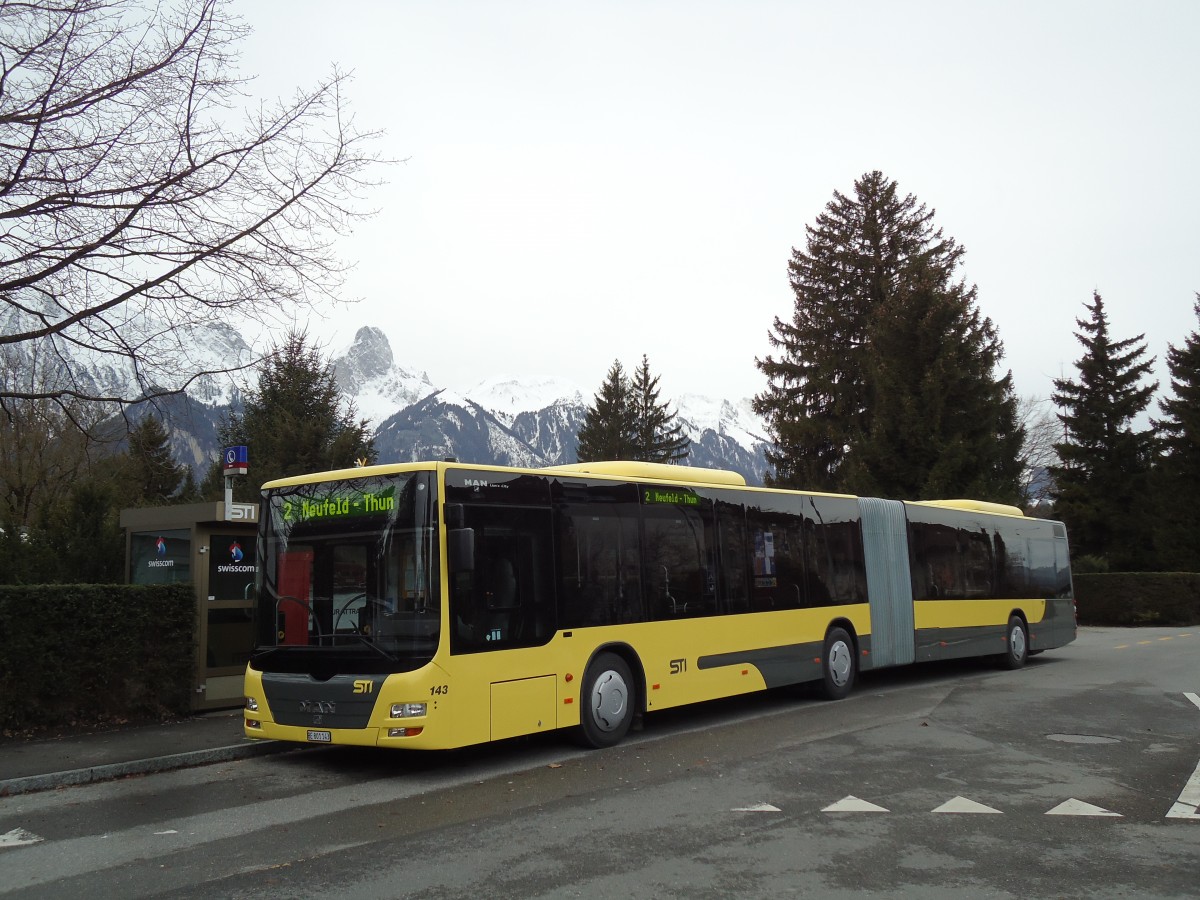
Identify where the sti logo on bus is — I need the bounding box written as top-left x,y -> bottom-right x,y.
670,658 -> 687,675
353,680 -> 373,694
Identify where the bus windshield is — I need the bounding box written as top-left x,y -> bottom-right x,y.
251,471 -> 440,676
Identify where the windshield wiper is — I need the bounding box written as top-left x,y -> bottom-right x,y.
334,632 -> 399,662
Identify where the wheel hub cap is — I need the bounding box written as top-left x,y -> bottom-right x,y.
828,641 -> 852,686
592,670 -> 628,732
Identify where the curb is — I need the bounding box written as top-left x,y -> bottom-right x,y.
0,739 -> 298,797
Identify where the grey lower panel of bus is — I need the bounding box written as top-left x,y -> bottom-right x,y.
260,672 -> 387,729
1036,596 -> 1078,650
914,625 -> 1005,662
697,634 -> 874,689
859,498 -> 916,668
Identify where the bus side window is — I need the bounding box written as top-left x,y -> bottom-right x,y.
806,497 -> 867,605
554,482 -> 643,628
715,499 -> 751,614
745,502 -> 805,611
642,500 -> 717,620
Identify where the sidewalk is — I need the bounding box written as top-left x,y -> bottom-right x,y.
0,710 -> 297,797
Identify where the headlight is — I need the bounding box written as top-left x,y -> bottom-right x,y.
390,702 -> 427,718
245,696 -> 259,712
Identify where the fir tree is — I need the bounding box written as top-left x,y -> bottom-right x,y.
844,259 -> 1023,500
630,355 -> 690,463
576,360 -> 637,462
755,171 -> 1022,499
124,416 -> 186,505
1050,292 -> 1157,568
42,471 -> 125,583
219,331 -> 375,498
1151,294 -> 1200,570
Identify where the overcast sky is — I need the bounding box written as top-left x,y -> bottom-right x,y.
239,1 -> 1199,410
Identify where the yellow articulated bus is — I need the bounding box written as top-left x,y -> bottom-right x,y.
243,460 -> 1075,750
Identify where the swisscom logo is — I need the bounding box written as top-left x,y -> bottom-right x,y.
219,540 -> 254,575
147,536 -> 174,569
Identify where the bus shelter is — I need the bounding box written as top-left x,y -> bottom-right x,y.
120,501 -> 258,711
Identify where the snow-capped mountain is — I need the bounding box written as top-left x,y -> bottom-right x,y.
332,327 -> 771,483
2,308 -> 253,470
15,321 -> 772,483
331,325 -> 437,425
1,303 -> 252,411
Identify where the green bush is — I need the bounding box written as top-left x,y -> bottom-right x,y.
1073,572 -> 1200,627
0,583 -> 194,732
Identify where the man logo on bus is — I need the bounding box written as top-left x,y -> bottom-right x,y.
229,540 -> 244,563
155,536 -> 167,557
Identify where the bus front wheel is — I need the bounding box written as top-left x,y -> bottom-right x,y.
820,627 -> 857,701
576,652 -> 636,749
1000,616 -> 1028,670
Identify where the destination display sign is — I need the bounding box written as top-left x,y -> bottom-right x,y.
641,486 -> 700,506
280,485 -> 396,523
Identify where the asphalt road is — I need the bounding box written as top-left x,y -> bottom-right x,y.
3,626 -> 1200,899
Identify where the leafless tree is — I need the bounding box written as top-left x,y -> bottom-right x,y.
0,342 -> 109,525
0,0 -> 383,413
1016,394 -> 1060,508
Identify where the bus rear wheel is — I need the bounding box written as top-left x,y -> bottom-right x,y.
576,652 -> 636,749
1000,615 -> 1028,670
820,627 -> 856,700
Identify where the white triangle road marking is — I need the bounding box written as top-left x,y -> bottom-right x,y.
1185,692 -> 1200,711
1168,757 -> 1200,819
731,803 -> 782,812
1,827 -> 45,848
932,796 -> 1003,814
823,795 -> 889,813
1046,799 -> 1121,817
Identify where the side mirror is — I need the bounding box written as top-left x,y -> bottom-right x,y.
448,527 -> 475,573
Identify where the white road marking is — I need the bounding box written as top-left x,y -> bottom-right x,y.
1046,799 -> 1121,817
1184,692 -> 1200,711
822,795 -> 889,813
1166,758 -> 1200,819
1,828 -> 45,848
932,796 -> 1003,814
732,803 -> 781,812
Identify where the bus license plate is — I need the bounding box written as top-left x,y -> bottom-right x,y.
307,730 -> 331,743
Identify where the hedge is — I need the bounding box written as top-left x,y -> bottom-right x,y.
1073,573 -> 1200,627
0,583 -> 195,732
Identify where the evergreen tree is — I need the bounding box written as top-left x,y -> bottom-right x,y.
844,259 -> 1024,501
1050,292 -> 1157,568
576,360 -> 637,462
220,331 -> 375,498
176,467 -> 201,504
630,355 -> 690,463
1151,294 -> 1200,570
755,171 -> 1022,499
42,470 -> 125,583
124,416 -> 186,505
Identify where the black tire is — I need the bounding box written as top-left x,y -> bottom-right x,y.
820,627 -> 857,701
1000,615 -> 1028,670
576,652 -> 636,748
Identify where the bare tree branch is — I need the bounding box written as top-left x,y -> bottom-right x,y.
0,0 -> 385,408
1016,394 -> 1060,507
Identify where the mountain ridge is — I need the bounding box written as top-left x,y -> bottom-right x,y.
14,322 -> 772,484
